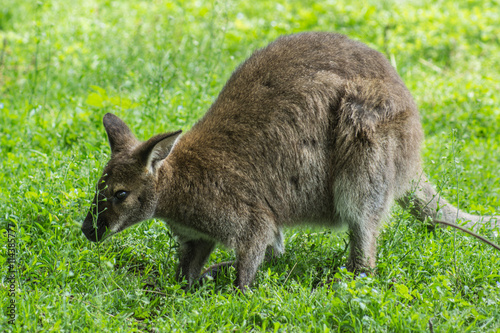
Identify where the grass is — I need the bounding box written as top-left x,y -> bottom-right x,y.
1,0 -> 500,331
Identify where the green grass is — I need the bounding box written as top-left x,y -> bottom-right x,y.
1,0 -> 500,331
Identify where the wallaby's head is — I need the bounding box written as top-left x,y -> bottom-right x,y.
81,113 -> 182,242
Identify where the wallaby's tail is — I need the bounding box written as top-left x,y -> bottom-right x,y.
398,177 -> 499,231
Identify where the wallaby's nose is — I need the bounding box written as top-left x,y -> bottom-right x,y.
81,224 -> 98,242
81,212 -> 106,242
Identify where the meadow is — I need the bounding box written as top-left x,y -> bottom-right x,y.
1,0 -> 500,331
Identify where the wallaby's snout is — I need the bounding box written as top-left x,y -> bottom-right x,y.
81,211 -> 108,242
81,190 -> 110,242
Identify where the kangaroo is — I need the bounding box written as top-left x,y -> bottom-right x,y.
81,32 -> 499,291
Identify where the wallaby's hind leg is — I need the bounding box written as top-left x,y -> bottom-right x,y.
332,78 -> 419,272
176,239 -> 216,288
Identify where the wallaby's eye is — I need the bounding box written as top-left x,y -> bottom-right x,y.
114,190 -> 129,201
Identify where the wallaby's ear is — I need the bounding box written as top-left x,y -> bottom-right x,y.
136,130 -> 182,174
103,113 -> 137,155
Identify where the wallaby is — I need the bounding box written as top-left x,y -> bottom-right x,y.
81,32 -> 499,291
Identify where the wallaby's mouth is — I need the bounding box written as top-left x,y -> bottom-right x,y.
81,212 -> 108,242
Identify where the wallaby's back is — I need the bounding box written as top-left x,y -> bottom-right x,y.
166,33 -> 422,229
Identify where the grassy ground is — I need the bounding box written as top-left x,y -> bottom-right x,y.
1,0 -> 500,331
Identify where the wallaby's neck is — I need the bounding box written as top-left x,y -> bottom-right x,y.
153,158 -> 178,220
153,137 -> 205,222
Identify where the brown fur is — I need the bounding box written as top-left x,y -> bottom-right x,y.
81,32 -> 499,290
